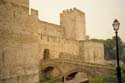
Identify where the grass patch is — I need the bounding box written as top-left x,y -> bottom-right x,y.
89,73 -> 125,83
40,73 -> 125,83
89,77 -> 103,83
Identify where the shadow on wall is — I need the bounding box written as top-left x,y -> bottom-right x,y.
43,49 -> 50,60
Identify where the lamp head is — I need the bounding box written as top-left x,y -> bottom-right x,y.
112,19 -> 120,31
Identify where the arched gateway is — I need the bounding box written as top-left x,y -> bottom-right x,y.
40,64 -> 63,80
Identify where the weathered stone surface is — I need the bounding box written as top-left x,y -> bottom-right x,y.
0,0 -> 106,83
80,41 -> 104,64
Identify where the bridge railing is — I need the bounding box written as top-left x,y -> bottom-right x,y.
41,59 -> 115,69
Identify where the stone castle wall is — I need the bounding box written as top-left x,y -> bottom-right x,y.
0,1 -> 40,83
0,1 -> 80,82
79,41 -> 104,64
0,0 -> 104,83
30,9 -> 65,38
39,35 -> 80,60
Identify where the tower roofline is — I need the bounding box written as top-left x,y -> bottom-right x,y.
61,8 -> 85,15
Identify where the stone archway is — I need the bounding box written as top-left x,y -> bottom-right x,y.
66,71 -> 88,82
41,65 -> 62,80
65,68 -> 90,82
66,72 -> 78,81
43,67 -> 55,80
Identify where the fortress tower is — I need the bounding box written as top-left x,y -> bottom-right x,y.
60,8 -> 86,40
0,0 -> 39,83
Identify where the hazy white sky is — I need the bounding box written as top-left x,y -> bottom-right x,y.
30,0 -> 125,41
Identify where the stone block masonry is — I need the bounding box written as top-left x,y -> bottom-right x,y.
0,0 -> 105,82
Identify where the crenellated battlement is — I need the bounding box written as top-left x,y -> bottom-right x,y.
61,8 -> 85,16
62,8 -> 73,14
30,8 -> 38,17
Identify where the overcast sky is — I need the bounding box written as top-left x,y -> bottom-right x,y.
30,0 -> 125,42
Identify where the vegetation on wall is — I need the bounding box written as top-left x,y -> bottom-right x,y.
104,36 -> 123,60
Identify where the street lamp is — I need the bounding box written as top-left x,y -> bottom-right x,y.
112,19 -> 122,83
62,76 -> 64,83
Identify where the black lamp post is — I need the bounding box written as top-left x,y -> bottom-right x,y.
112,19 -> 122,83
62,76 -> 64,83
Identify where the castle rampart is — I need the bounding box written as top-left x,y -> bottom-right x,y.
39,35 -> 80,59
0,0 -> 105,83
38,21 -> 64,38
79,41 -> 104,64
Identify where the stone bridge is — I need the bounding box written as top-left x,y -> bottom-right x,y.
40,59 -> 115,82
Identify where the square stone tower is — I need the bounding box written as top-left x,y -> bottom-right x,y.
60,8 -> 86,40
